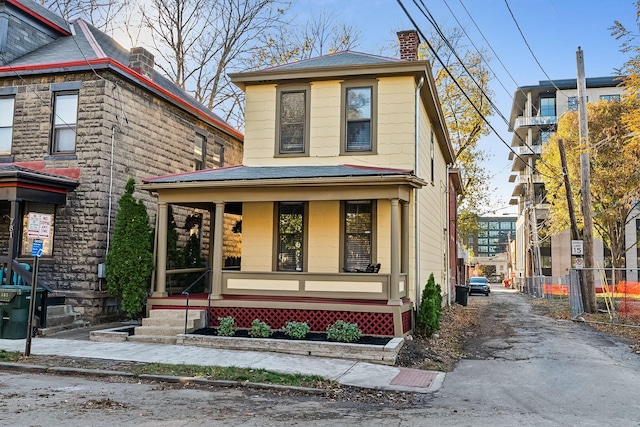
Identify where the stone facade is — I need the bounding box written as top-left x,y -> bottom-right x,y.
0,70 -> 243,322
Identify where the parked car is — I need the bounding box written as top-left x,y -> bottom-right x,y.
468,277 -> 491,296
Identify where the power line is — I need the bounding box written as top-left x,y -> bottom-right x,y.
398,0 -> 563,180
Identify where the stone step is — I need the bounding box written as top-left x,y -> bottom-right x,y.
141,317 -> 205,329
148,309 -> 207,320
134,325 -> 196,336
46,305 -> 77,317
127,334 -> 178,345
45,313 -> 82,327
39,320 -> 89,337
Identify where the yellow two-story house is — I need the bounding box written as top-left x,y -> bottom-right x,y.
142,31 -> 457,337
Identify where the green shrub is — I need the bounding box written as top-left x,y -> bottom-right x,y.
217,316 -> 236,337
282,321 -> 311,339
416,273 -> 443,337
249,319 -> 273,338
326,320 -> 362,343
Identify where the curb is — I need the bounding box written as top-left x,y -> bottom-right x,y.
0,362 -> 325,395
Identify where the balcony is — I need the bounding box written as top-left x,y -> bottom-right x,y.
514,115 -> 557,128
513,173 -> 543,185
516,145 -> 543,155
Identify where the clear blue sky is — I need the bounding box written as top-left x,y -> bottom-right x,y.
290,0 -> 638,215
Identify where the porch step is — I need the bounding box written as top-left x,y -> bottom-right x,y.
134,309 -> 207,337
127,334 -> 178,345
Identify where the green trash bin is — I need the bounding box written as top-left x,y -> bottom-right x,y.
455,285 -> 469,307
0,285 -> 40,339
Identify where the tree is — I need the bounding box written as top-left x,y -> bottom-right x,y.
418,28 -> 494,239
41,0 -> 128,33
140,0 -> 288,127
415,273 -> 442,337
538,100 -> 640,282
105,178 -> 154,318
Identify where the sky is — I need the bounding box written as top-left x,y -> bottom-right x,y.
289,0 -> 638,215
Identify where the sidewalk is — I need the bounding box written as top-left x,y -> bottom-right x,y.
0,332 -> 445,394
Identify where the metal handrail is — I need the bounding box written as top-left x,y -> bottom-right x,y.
182,269 -> 212,334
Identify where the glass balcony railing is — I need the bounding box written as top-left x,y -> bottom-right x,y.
514,115 -> 557,128
516,145 -> 543,155
514,174 -> 543,185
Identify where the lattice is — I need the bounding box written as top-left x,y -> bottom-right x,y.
209,307 -> 396,336
402,310 -> 412,333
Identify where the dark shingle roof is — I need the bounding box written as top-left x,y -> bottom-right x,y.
143,165 -> 414,184
265,51 -> 401,71
12,0 -> 70,33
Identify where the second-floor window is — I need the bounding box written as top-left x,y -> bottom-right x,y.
276,85 -> 310,156
52,91 -> 78,153
194,132 -> 206,170
342,82 -> 377,153
213,137 -> 224,167
0,96 -> 15,155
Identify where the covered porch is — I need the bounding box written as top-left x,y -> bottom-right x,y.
142,165 -> 424,337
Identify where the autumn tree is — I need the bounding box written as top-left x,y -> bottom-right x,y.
41,0 -> 128,33
538,100 -> 640,281
418,28 -> 494,239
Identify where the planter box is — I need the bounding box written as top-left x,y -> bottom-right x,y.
176,334 -> 404,365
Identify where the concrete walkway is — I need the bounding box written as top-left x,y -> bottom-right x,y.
0,333 -> 445,394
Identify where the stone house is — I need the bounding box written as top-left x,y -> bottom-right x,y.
0,0 -> 243,323
141,30 -> 460,337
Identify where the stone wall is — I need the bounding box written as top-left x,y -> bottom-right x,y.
0,70 -> 243,322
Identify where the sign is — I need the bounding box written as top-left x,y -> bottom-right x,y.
31,240 -> 43,258
27,213 -> 52,239
575,257 -> 584,269
571,240 -> 584,256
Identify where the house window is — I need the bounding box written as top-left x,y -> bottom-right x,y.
539,97 -> 555,117
567,97 -> 578,111
344,201 -> 374,271
276,85 -> 310,156
20,203 -> 55,257
342,82 -> 377,153
277,202 -> 305,271
600,94 -> 620,102
194,132 -> 206,170
213,138 -> 224,167
52,92 -> 78,153
430,131 -> 435,182
0,96 -> 15,155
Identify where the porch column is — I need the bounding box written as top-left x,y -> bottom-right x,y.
401,201 -> 409,297
152,202 -> 168,297
389,198 -> 402,305
210,202 -> 225,299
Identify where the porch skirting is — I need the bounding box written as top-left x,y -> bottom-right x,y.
148,294 -> 413,337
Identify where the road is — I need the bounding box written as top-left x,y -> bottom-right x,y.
1,287 -> 640,426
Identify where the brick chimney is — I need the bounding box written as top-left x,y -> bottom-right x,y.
397,30 -> 420,61
129,47 -> 155,80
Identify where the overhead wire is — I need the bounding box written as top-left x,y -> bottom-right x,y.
399,0 -> 563,180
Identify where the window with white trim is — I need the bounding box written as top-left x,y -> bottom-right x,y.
0,96 -> 15,155
52,92 -> 78,153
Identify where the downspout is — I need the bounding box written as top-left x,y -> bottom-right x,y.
414,77 -> 425,307
445,166 -> 451,307
102,125 -> 117,292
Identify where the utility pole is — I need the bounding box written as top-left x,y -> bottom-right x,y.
576,47 -> 596,313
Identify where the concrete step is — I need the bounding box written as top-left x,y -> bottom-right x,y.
134,325 -> 196,336
148,309 -> 207,320
141,317 -> 205,329
127,334 -> 178,345
45,313 -> 82,327
39,319 -> 89,337
46,304 -> 79,317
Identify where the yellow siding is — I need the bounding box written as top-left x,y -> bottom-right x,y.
243,76 -> 417,170
241,202 -> 274,271
308,201 -> 340,272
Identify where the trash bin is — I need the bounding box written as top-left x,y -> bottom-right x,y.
455,285 -> 469,306
0,285 -> 41,339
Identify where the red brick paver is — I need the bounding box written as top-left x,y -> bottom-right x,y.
390,368 -> 438,388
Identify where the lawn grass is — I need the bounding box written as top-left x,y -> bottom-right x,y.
130,363 -> 329,388
0,350 -> 22,362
